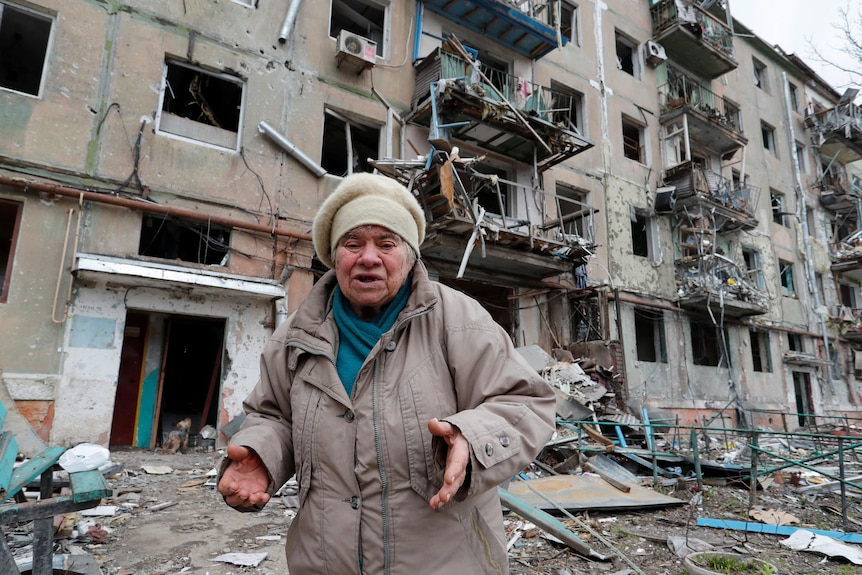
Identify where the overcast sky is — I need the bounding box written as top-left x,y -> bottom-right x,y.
729,0 -> 858,93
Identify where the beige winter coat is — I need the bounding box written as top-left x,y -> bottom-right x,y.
230,261 -> 555,574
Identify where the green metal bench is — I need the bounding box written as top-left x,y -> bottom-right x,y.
0,401 -> 111,574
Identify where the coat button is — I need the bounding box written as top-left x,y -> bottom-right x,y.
349,496 -> 360,509
385,341 -> 396,351
343,410 -> 355,422
485,442 -> 494,456
499,435 -> 510,448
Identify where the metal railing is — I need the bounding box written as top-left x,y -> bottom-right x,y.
665,162 -> 759,218
658,73 -> 743,135
649,0 -> 735,60
674,252 -> 769,308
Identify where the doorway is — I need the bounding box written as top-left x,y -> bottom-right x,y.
110,311 -> 225,449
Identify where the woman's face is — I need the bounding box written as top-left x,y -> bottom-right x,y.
334,225 -> 413,320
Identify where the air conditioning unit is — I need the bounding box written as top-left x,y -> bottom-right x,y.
654,186 -> 677,213
336,30 -> 377,71
644,40 -> 667,67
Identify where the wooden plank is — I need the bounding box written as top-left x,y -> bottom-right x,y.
2,446 -> 65,503
69,469 -> 111,504
0,494 -> 103,524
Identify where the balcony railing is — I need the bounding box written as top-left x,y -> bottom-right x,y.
650,0 -> 734,60
659,74 -> 743,136
663,162 -> 760,223
806,102 -> 862,137
675,253 -> 770,315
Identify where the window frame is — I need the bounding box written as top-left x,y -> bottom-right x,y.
771,189 -> 786,226
634,307 -> 667,363
321,108 -> 382,177
690,319 -> 729,367
329,0 -> 389,59
753,57 -> 769,93
550,80 -> 585,136
0,1 -> 54,98
761,121 -> 777,156
614,30 -> 640,78
155,60 -> 246,152
742,246 -> 765,289
749,328 -> 773,373
551,1 -> 580,47
779,259 -> 796,297
0,198 -> 23,303
622,115 -> 646,163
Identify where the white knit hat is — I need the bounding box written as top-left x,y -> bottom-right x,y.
312,173 -> 426,269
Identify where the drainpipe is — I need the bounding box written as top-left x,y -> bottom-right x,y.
781,71 -> 835,394
0,174 -> 311,240
277,0 -> 304,44
258,121 -> 327,178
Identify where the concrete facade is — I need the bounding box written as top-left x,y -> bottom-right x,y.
1,0 -> 861,448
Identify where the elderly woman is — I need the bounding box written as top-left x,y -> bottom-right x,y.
219,173 -> 555,574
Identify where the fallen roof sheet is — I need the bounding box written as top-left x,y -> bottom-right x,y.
505,474 -> 684,512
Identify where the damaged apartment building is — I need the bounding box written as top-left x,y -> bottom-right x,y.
1,0 -> 862,449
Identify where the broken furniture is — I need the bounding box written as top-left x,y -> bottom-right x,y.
0,401 -> 111,574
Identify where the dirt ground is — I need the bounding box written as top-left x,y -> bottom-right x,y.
31,447 -> 862,575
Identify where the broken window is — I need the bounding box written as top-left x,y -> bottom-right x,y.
634,307 -> 667,363
690,319 -> 727,367
770,190 -> 786,226
723,98 -> 742,131
622,116 -> 645,162
571,296 -> 603,342
630,210 -> 654,258
779,259 -> 795,296
550,81 -> 585,135
805,204 -> 816,237
555,184 -> 591,240
761,121 -> 776,156
321,109 -> 381,177
0,2 -> 52,96
549,1 -> 579,47
742,247 -> 764,289
795,141 -> 808,173
789,82 -> 800,112
472,162 -> 512,218
749,329 -> 772,372
139,214 -> 230,266
614,31 -> 639,78
839,283 -> 857,308
157,61 -> 244,150
787,333 -> 804,352
0,198 -> 22,303
752,57 -> 768,92
330,0 -> 387,57
793,371 -> 812,426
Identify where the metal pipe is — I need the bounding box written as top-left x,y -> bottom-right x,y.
0,174 -> 311,240
277,0 -> 303,44
258,121 -> 327,178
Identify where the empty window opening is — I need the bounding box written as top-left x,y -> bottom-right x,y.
321,110 -> 380,176
779,259 -> 795,296
0,2 -> 52,96
0,199 -> 23,303
158,61 -> 244,150
691,319 -> 727,367
839,283 -> 857,308
771,190 -> 786,226
742,247 -> 764,289
749,329 -> 772,372
139,214 -> 230,266
753,57 -> 768,92
787,332 -> 803,352
631,211 -> 652,258
789,82 -> 800,112
792,371 -> 812,427
615,31 -> 638,77
330,0 -> 386,57
795,141 -> 808,173
634,307 -> 667,362
549,1 -> 579,46
724,99 -> 742,131
622,116 -> 645,162
761,122 -> 776,155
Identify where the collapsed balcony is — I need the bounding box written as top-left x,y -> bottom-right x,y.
675,253 -> 769,317
831,229 -> 862,283
657,161 -> 759,232
370,152 -> 598,285
420,0 -> 564,60
649,0 -> 737,79
805,97 -> 862,164
408,44 -> 594,172
818,162 -> 861,213
658,73 -> 747,154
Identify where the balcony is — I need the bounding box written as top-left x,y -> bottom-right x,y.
819,170 -> 861,213
370,154 -> 598,284
831,230 -> 862,282
675,253 -> 769,318
649,0 -> 737,79
805,101 -> 862,164
659,161 -> 759,232
420,0 -> 563,60
659,73 -> 747,154
831,306 -> 862,342
409,46 -> 594,172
